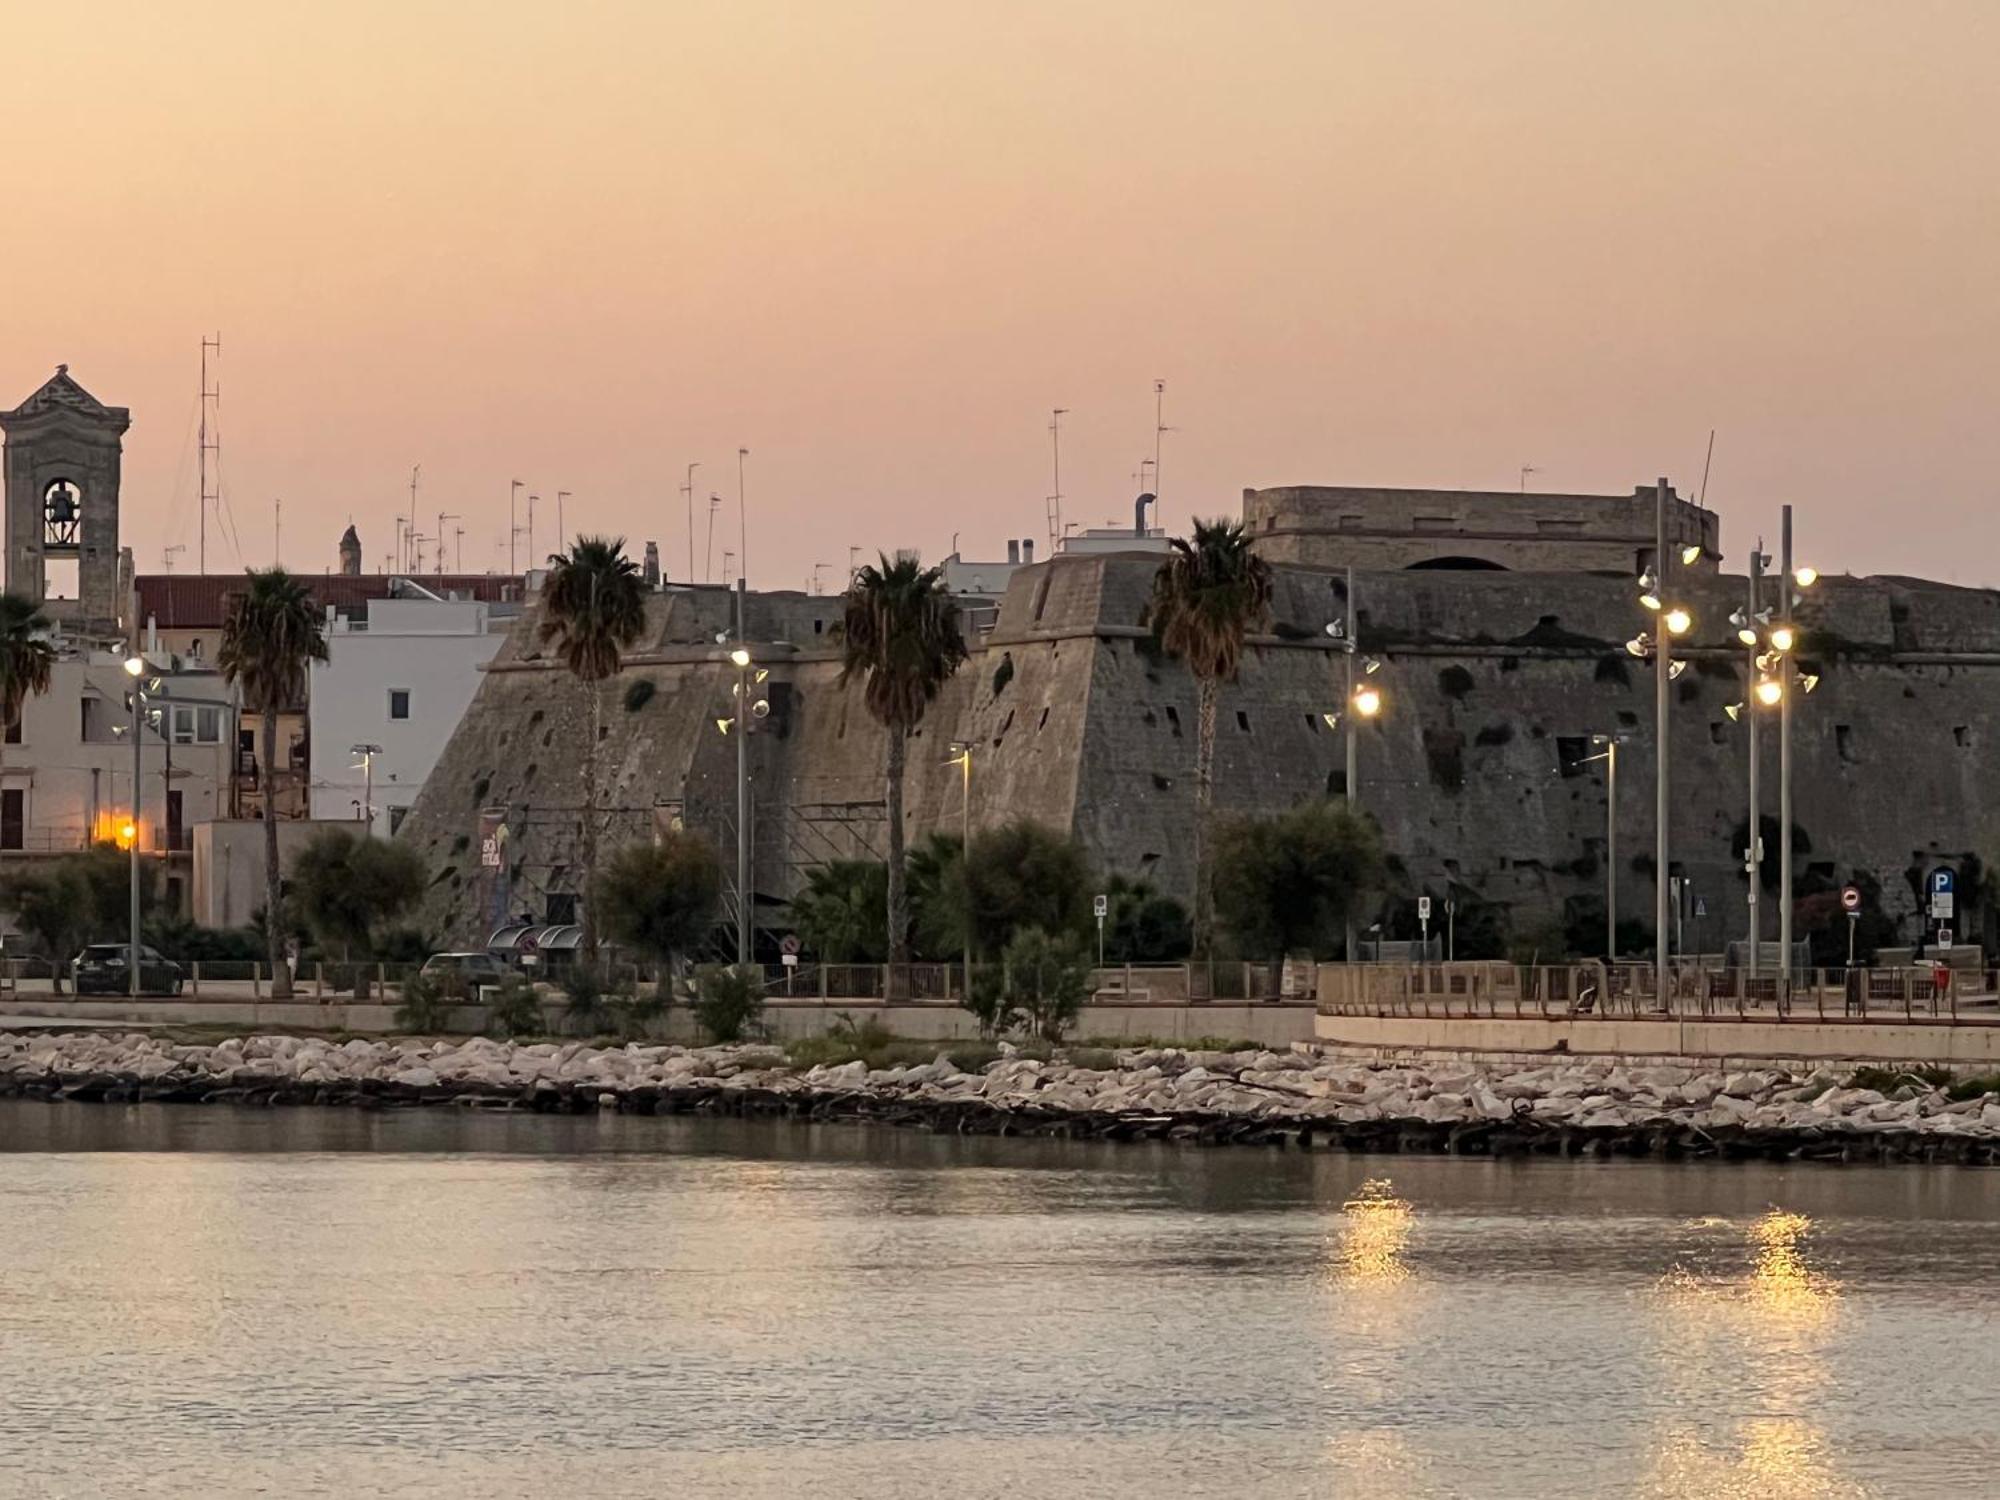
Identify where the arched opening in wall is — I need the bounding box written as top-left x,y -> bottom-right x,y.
1406,556 -> 1508,571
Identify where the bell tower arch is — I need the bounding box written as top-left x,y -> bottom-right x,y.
0,365 -> 130,637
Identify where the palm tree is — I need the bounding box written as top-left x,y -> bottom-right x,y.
538,536 -> 647,962
1148,518 -> 1273,956
217,569 -> 327,999
839,553 -> 968,982
0,593 -> 55,862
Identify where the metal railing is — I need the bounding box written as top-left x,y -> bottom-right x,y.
1315,962 -> 1996,1025
751,961 -> 1313,1004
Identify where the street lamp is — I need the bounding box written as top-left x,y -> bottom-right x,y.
1640,479 -> 1692,1002
122,654 -> 146,997
714,598 -> 768,968
1584,735 -> 1623,960
1326,566 -> 1388,960
350,743 -> 383,832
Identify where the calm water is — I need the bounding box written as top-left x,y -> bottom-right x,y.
0,1104 -> 1995,1498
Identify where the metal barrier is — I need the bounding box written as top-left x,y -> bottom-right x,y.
1314,963 -> 1992,1025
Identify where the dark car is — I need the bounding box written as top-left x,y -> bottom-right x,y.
419,952 -> 512,995
72,944 -> 184,996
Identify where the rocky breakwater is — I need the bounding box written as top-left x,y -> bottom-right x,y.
5,1031 -> 2000,1163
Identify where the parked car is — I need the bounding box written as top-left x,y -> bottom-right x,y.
419,951 -> 512,996
72,944 -> 185,996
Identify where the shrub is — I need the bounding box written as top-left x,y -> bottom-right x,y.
484,971 -> 546,1039
995,927 -> 1092,1043
393,971 -> 451,1034
561,965 -> 621,1036
694,964 -> 764,1043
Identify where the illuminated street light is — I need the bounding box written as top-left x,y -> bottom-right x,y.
1663,607 -> 1692,636
1680,543 -> 1703,566
1768,624 -> 1796,652
1794,566 -> 1819,588
1353,685 -> 1382,718
728,647 -> 751,668
1755,676 -> 1784,707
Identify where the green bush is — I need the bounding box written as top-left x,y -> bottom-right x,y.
484,971 -> 545,1039
694,964 -> 764,1043
561,965 -> 626,1036
393,971 -> 450,1034
997,927 -> 1093,1043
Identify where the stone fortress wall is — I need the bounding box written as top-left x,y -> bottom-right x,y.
396,486 -> 2000,954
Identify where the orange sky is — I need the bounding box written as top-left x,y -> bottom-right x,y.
3,1 -> 1995,588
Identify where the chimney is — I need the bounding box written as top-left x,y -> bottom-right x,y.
1007,540 -> 1020,564
1135,491 -> 1155,537
1022,538 -> 1035,564
642,541 -> 661,588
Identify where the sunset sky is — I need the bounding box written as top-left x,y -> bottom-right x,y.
3,1 -> 1995,588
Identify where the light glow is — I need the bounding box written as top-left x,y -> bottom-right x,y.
1352,685 -> 1382,718
1755,677 -> 1783,706
1663,607 -> 1692,636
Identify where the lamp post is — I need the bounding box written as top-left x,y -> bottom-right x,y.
123,654 -> 145,997
1779,504 -> 1795,980
1746,545 -> 1764,977
1325,565 -> 1385,961
1633,479 -> 1693,1003
351,743 -> 382,832
948,741 -> 973,1002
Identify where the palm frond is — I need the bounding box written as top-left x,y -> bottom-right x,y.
1148,518 -> 1274,684
538,535 -> 649,683
837,551 -> 969,730
216,569 -> 329,712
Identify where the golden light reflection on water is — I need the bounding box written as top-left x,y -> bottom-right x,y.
1641,1210 -> 1860,1499
1335,1178 -> 1414,1286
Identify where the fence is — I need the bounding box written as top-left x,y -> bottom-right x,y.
1315,962 -> 1998,1026
752,961 -> 1312,1004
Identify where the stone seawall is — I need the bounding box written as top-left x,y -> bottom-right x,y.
9,1031 -> 2000,1165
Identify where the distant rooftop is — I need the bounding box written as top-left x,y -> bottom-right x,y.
134,572 -> 527,630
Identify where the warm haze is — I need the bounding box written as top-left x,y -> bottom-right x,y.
3,0 -> 1995,585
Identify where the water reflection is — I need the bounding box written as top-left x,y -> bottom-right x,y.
1644,1210 -> 1858,1498
1333,1178 -> 1414,1286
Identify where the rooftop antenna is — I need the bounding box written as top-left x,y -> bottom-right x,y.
813,561 -> 832,594
526,493 -> 538,569
408,465 -> 421,570
1697,429 -> 1716,509
1152,380 -> 1171,522
848,544 -> 861,582
197,335 -> 220,575
161,544 -> 185,573
682,463 -> 700,583
1047,407 -> 1069,554
437,512 -> 460,575
508,480 -> 523,574
453,525 -> 466,572
1519,465 -> 1539,493
555,490 -> 571,552
722,548 -> 736,581
273,497 -> 281,566
706,494 -> 724,583
393,513 -> 406,573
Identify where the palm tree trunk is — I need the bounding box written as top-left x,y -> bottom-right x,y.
262,708 -> 292,999
1193,675 -> 1218,958
885,722 -> 909,996
580,677 -> 599,965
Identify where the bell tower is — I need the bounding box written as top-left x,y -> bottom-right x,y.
1,366 -> 130,637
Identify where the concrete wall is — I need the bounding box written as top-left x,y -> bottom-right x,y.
396,551 -> 2000,962
192,819 -> 355,928
1243,483 -> 1721,574
1315,1011 -> 2000,1067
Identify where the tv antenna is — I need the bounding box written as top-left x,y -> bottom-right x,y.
437,512 -> 460,575
198,335 -> 221,573
1046,407 -> 1069,554
1153,380 -> 1172,519
161,544 -> 185,572
1519,465 -> 1539,493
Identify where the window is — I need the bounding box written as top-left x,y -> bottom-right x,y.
4,717 -> 18,745
170,706 -> 223,745
0,789 -> 19,851
388,689 -> 411,721
388,805 -> 410,835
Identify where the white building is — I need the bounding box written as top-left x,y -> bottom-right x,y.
307,595 -> 515,837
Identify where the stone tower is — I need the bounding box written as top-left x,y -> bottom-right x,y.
338,523 -> 362,576
0,366 -> 130,636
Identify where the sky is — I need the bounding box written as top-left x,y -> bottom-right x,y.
2,1 -> 1995,589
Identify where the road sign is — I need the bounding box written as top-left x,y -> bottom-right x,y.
1938,928 -> 1954,950
1932,894 -> 1955,920
1931,868 -> 1957,897
1840,885 -> 1861,913
780,953 -> 799,968
1417,896 -> 1432,920
1693,897 -> 1707,918
1093,894 -> 1108,920
779,933 -> 801,956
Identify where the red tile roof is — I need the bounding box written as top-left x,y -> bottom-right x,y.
133,573 -> 526,630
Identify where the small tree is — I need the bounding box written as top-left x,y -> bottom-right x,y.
593,832 -> 723,1000
1213,800 -> 1386,989
693,963 -> 763,1043
1101,875 -> 1193,963
791,859 -> 891,963
0,863 -> 89,991
289,828 -> 427,997
996,927 -> 1093,1043
0,593 -> 55,868
962,819 -> 1092,956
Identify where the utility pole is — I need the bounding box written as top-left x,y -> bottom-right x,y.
124,655 -> 145,997
198,336 -> 220,575
1654,478 -> 1672,1005
1344,565 -> 1359,960
736,579 -> 751,967
1779,504 -> 1795,982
